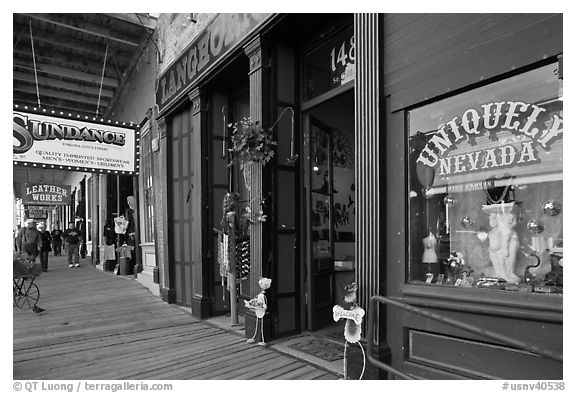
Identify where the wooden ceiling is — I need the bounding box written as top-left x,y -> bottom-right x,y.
13,13 -> 156,118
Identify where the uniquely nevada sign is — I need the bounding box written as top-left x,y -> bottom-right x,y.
156,13 -> 271,114
13,109 -> 139,175
22,183 -> 72,206
416,101 -> 563,179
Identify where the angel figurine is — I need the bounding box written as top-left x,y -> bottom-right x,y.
245,277 -> 271,346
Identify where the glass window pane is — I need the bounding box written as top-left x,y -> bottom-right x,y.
303,24 -> 354,101
408,62 -> 563,294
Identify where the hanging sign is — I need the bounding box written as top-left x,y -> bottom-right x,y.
415,100 -> 563,187
156,13 -> 272,114
26,206 -> 48,219
13,109 -> 139,175
21,183 -> 72,206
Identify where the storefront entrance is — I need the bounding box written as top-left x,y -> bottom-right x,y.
302,89 -> 355,331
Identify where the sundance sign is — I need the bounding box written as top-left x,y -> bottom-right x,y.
22,183 -> 72,206
156,13 -> 271,114
13,109 -> 138,175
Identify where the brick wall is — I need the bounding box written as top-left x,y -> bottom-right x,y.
108,34 -> 158,124
156,13 -> 216,76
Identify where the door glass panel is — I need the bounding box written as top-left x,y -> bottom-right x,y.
310,122 -> 332,265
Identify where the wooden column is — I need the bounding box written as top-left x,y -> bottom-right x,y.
91,175 -> 99,266
244,36 -> 271,298
188,87 -> 211,318
156,116 -> 176,303
354,13 -> 383,331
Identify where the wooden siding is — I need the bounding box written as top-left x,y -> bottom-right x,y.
383,13 -> 563,111
383,13 -> 563,379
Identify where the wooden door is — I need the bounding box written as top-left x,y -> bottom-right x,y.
167,107 -> 194,306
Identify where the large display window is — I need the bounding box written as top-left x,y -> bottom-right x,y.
408,62 -> 563,294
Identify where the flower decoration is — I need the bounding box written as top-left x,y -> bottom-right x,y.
228,117 -> 276,170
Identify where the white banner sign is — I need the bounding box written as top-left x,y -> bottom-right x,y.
13,110 -> 139,175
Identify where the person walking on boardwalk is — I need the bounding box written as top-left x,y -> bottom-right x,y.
38,222 -> 52,272
51,225 -> 63,256
63,222 -> 82,268
16,219 -> 42,262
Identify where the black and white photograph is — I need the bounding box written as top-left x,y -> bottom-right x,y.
7,5 -> 570,390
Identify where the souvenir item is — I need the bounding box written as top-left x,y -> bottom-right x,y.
527,220 -> 544,234
460,216 -> 474,228
444,195 -> 457,207
332,282 -> 366,380
542,200 -> 562,216
245,277 -> 271,346
482,203 -> 520,283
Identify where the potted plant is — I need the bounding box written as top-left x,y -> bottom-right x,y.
228,117 -> 276,190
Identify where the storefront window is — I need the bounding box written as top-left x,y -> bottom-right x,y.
140,126 -> 155,243
408,62 -> 563,294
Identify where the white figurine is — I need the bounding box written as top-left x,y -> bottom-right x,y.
483,203 -> 520,283
333,282 -> 366,380
245,277 -> 271,346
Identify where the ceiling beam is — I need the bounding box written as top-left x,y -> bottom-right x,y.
14,71 -> 114,98
14,48 -> 122,80
14,60 -> 119,88
14,97 -> 108,118
14,27 -> 134,62
21,13 -> 141,47
14,83 -> 110,107
101,13 -> 157,31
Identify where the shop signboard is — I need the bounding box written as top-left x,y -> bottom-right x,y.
21,183 -> 72,206
156,13 -> 272,114
26,205 -> 48,219
13,108 -> 139,175
415,100 -> 563,192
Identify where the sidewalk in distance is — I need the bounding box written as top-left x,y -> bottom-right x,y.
13,255 -> 338,380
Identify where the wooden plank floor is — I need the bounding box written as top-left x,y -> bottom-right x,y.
13,255 -> 338,380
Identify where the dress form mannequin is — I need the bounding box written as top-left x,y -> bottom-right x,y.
422,232 -> 438,265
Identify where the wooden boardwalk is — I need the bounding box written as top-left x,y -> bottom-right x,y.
13,256 -> 338,380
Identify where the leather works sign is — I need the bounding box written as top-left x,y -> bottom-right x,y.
13,109 -> 139,175
156,13 -> 271,114
22,183 -> 72,206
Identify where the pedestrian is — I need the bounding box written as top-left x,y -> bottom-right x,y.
16,219 -> 42,262
51,225 -> 63,256
37,222 -> 52,272
14,224 -> 21,252
63,221 -> 82,268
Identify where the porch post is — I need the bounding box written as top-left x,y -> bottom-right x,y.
244,35 -> 272,298
156,116 -> 176,303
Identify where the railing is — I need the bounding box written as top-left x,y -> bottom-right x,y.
366,295 -> 563,379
